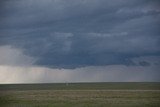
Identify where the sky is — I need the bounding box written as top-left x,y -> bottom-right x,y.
0,0 -> 160,83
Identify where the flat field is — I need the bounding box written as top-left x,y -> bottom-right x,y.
0,82 -> 160,107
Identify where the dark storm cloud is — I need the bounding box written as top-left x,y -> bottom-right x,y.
0,0 -> 160,68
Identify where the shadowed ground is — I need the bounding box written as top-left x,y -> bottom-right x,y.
0,82 -> 160,107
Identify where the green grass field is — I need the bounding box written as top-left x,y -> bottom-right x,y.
0,82 -> 160,107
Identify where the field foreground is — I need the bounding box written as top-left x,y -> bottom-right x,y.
0,82 -> 160,107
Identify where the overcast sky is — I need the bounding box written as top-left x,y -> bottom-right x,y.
0,0 -> 160,83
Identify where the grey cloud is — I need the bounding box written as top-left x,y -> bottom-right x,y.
131,56 -> 160,66
79,32 -> 160,54
0,0 -> 160,68
138,61 -> 150,66
1,0 -> 156,29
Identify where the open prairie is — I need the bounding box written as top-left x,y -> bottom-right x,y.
0,82 -> 160,107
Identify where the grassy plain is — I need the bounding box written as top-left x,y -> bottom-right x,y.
0,82 -> 160,107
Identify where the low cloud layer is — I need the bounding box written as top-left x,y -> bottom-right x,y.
0,45 -> 159,83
